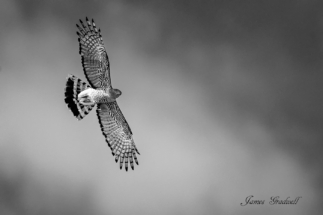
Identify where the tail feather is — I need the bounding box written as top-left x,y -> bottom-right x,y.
64,74 -> 95,120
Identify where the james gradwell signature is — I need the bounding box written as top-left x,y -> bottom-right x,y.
240,195 -> 302,206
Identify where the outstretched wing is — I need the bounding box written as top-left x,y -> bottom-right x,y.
76,17 -> 111,89
96,102 -> 140,171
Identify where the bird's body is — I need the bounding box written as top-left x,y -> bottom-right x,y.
64,18 -> 139,171
78,88 -> 118,105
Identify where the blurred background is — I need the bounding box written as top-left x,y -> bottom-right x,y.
0,0 -> 322,214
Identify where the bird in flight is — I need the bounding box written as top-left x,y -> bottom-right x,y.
64,17 -> 139,171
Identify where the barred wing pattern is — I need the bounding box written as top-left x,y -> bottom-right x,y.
76,18 -> 111,89
97,102 -> 140,171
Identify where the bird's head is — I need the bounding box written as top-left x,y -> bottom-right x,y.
78,88 -> 96,105
111,88 -> 122,99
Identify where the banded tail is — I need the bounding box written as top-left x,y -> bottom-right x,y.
64,74 -> 95,120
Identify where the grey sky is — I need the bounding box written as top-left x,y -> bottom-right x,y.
0,0 -> 322,214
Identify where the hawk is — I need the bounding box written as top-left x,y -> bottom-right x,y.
64,17 -> 139,171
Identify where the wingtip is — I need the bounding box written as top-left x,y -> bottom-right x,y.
135,148 -> 140,155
